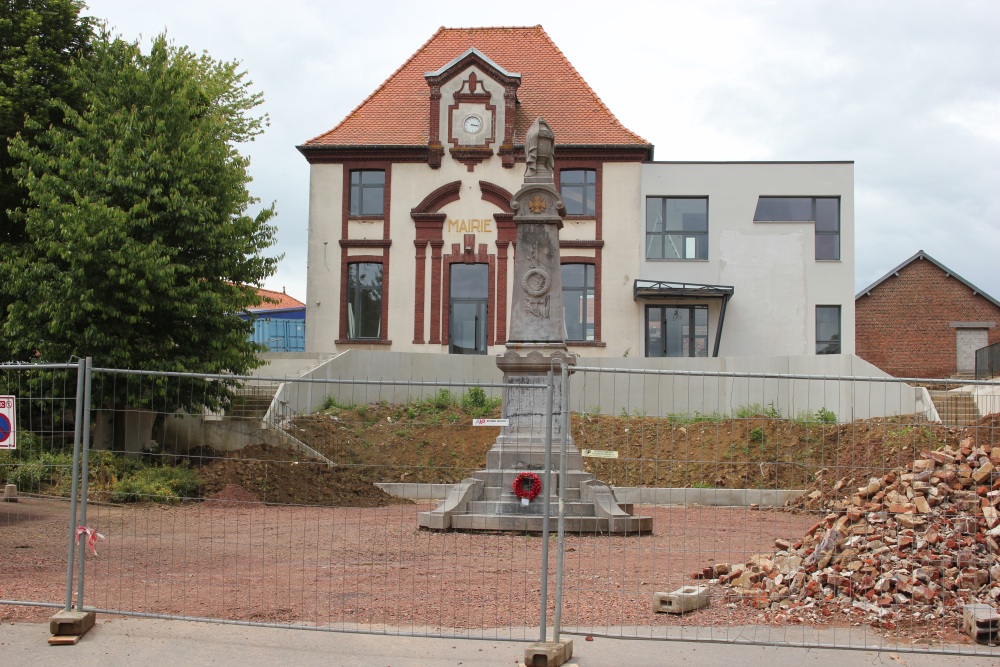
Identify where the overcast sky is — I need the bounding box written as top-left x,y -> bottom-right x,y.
82,0 -> 1000,303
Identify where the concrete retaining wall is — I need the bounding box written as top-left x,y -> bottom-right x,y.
271,351 -> 933,423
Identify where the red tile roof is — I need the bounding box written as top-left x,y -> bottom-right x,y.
303,26 -> 648,148
253,287 -> 306,311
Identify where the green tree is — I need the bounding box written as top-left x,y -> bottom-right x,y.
0,0 -> 92,336
2,31 -> 278,388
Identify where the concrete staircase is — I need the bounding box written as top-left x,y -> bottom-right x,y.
226,385 -> 282,421
929,390 -> 980,427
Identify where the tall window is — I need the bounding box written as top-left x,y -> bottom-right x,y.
753,197 -> 840,260
646,306 -> 708,357
646,197 -> 708,260
561,264 -> 595,341
349,170 -> 385,216
560,169 -> 596,216
449,264 -> 488,355
816,305 -> 841,354
346,262 -> 382,338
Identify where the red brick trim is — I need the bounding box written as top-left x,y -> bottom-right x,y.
449,146 -> 493,171
298,145 -> 428,164
479,181 -> 514,212
427,84 -> 443,168
339,239 -> 392,248
412,180 -> 462,214
335,339 -> 393,346
429,240 -> 444,344
413,241 -> 428,344
555,145 -> 652,162
560,240 -> 605,248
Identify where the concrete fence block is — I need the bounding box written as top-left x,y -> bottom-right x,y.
653,585 -> 710,614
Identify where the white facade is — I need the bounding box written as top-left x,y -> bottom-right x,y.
303,159 -> 855,359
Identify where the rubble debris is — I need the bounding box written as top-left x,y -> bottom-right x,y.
704,435 -> 1000,637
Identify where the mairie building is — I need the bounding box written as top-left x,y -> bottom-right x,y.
297,26 -> 854,360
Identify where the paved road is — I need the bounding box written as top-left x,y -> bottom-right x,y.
2,617 -> 998,667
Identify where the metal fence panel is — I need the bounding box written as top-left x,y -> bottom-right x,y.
0,362 -> 82,620
554,366 -> 1000,656
26,368 -> 554,641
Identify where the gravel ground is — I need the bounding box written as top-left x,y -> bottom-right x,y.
0,496 -> 983,651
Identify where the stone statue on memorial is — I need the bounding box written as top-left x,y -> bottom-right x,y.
523,117 -> 555,179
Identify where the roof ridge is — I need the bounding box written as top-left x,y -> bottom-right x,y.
443,25 -> 542,30
535,26 -> 649,146
302,26 -> 447,146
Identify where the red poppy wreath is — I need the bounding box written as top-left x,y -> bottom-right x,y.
512,471 -> 542,503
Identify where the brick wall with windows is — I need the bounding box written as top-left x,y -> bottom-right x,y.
855,257 -> 1000,378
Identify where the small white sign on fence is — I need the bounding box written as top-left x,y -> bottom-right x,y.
472,418 -> 509,427
581,449 -> 618,459
0,395 -> 16,450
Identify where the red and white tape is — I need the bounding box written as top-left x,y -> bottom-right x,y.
75,526 -> 105,556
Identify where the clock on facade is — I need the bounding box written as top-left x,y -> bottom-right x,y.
463,115 -> 482,134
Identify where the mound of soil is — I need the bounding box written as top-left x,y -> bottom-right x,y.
195,444 -> 406,507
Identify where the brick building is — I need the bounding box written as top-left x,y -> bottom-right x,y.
855,250 -> 1000,378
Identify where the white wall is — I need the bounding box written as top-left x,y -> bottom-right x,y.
275,351 -> 929,424
639,162 -> 855,357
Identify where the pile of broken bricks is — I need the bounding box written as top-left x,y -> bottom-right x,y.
694,437 -> 1000,641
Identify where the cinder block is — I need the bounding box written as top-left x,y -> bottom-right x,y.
653,585 -> 710,614
524,639 -> 573,667
963,604 -> 1000,644
3,483 -> 17,502
49,610 -> 96,636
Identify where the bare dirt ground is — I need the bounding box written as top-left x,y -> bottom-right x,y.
3,497 -> 811,633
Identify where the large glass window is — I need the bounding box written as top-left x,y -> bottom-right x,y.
646,306 -> 708,357
346,262 -> 382,339
646,197 -> 708,260
753,197 -> 840,260
561,263 -> 595,342
816,305 -> 841,354
349,170 -> 385,217
449,264 -> 488,355
560,169 -> 596,216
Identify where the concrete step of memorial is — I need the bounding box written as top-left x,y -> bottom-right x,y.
481,486 -> 581,501
448,512 -> 652,534
929,390 -> 981,427
465,499 -> 604,517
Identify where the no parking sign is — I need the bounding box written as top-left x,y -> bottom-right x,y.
0,396 -> 15,450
